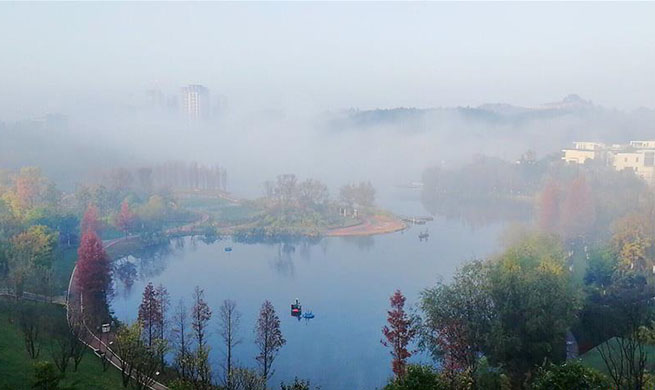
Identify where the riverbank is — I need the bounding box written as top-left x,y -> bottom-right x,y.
326,215 -> 406,237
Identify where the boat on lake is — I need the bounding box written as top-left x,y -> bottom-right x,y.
291,298 -> 302,317
224,247 -> 233,252
302,311 -> 315,319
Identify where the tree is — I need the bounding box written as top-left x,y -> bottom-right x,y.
117,200 -> 136,235
8,225 -> 58,297
559,176 -> 596,239
219,299 -> 242,390
382,290 -> 417,379
255,300 -> 286,382
531,362 -> 609,390
297,179 -> 329,209
274,174 -> 298,209
192,286 -> 212,389
172,299 -> 193,381
19,301 -> 42,359
339,181 -> 376,208
138,282 -> 162,348
114,322 -> 166,390
593,272 -> 653,390
611,214 -> 654,272
47,313 -> 74,374
75,230 -> 112,324
536,180 -> 560,232
69,320 -> 87,372
155,284 -> 170,368
420,261 -> 494,384
80,204 -> 100,234
486,233 -> 580,387
115,322 -> 142,388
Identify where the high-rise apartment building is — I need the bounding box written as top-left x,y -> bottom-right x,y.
181,84 -> 210,120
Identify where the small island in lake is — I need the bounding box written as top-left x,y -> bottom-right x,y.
178,174 -> 406,239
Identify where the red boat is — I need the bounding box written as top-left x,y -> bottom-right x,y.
291,298 -> 302,317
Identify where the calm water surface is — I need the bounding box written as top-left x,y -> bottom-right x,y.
111,191 -> 508,390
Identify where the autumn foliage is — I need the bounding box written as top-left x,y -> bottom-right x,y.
76,230 -> 111,322
382,290 -> 417,378
117,200 -> 136,235
537,176 -> 595,239
80,204 -> 101,234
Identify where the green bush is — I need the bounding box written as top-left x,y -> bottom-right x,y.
530,361 -> 609,390
384,365 -> 447,390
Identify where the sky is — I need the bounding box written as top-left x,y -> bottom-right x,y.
1,2 -> 655,119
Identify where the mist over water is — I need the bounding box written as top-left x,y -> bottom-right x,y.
3,2 -> 655,389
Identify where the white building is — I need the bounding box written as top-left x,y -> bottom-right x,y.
562,140 -> 655,186
182,84 -> 210,120
562,142 -> 607,164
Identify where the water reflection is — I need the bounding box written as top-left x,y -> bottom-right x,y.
421,193 -> 533,227
271,243 -> 296,277
111,216 -> 507,390
340,235 -> 375,250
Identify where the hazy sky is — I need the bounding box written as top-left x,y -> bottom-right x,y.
1,2 -> 655,118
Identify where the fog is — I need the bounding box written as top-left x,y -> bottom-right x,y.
2,2 -> 655,196
5,3 -> 655,389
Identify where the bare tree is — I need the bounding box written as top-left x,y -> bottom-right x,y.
172,299 -> 193,381
254,300 -> 286,382
155,283 -> 170,369
192,286 -> 212,389
47,316 -> 73,373
598,300 -> 649,390
218,299 -> 242,390
69,321 -> 87,372
18,302 -> 41,359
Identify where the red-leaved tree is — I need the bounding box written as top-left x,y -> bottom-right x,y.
560,176 -> 596,239
381,290 -> 417,378
117,200 -> 136,235
81,204 -> 101,234
76,230 -> 112,323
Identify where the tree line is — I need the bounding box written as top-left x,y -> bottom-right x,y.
114,284 -> 290,390
386,163 -> 655,389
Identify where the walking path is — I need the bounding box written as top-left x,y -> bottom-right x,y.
62,213 -> 209,390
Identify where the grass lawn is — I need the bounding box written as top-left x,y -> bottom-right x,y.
0,299 -> 125,390
52,246 -> 78,295
180,196 -> 261,223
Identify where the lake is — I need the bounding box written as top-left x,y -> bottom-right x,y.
111,190 -> 508,390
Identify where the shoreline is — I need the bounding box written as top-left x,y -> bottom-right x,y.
325,215 -> 407,237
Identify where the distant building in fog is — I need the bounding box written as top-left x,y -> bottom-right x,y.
182,84 -> 210,120
562,140 -> 655,186
146,88 -> 165,110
